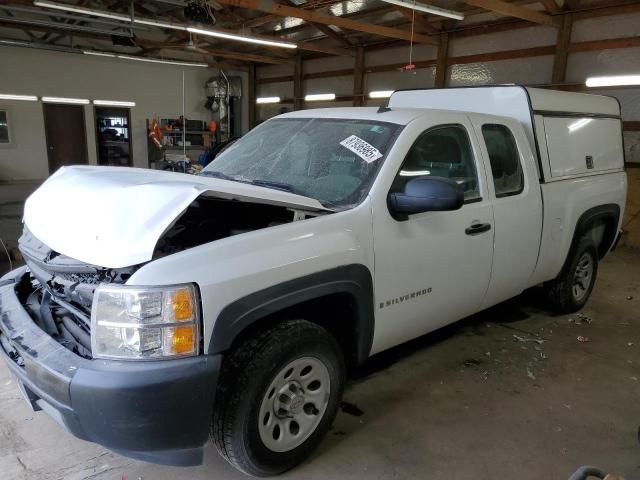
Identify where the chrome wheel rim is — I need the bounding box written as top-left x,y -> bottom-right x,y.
258,356 -> 330,453
572,253 -> 594,301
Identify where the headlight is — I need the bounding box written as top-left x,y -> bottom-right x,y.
91,283 -> 200,360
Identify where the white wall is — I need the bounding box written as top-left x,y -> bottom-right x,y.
0,46 -> 248,181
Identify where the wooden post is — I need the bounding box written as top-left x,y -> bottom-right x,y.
293,54 -> 303,111
248,63 -> 257,129
552,14 -> 573,84
434,32 -> 449,88
353,47 -> 365,106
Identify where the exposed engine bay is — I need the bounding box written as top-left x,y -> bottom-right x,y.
16,196 -> 322,359
17,229 -> 135,359
153,195 -> 319,259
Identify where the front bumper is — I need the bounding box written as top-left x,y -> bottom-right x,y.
0,267 -> 221,466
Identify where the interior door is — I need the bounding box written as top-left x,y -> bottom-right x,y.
370,117 -> 494,354
43,103 -> 88,173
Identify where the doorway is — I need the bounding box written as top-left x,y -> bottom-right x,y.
94,107 -> 132,166
42,103 -> 89,174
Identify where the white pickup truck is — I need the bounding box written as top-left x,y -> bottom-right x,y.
0,86 -> 627,476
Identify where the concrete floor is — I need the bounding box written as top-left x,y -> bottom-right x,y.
0,247 -> 638,479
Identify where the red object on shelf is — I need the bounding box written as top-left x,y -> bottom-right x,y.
403,64 -> 416,71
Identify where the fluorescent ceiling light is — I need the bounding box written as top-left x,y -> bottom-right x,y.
0,94 -> 38,101
380,0 -> 464,20
93,100 -> 136,107
83,50 -> 116,57
135,18 -> 187,31
586,75 -> 640,87
117,55 -> 208,67
369,90 -> 394,99
42,96 -> 90,104
33,1 -> 296,50
256,96 -> 281,104
34,0 -> 131,21
84,51 -> 204,68
0,39 -> 32,47
187,27 -> 296,49
305,93 -> 336,102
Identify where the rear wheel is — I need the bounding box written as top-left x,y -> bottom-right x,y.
212,320 -> 345,476
545,238 -> 598,314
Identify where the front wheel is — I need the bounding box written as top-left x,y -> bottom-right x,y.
545,238 -> 599,314
212,320 -> 345,476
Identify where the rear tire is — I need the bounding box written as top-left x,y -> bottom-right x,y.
212,320 -> 345,476
545,238 -> 598,314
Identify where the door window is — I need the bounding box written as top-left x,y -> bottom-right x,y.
481,124 -> 524,197
392,125 -> 480,202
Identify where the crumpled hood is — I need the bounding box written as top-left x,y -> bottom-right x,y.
24,166 -> 328,269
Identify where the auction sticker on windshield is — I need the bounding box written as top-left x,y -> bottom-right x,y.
339,135 -> 383,163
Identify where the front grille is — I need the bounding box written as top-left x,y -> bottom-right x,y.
16,228 -> 138,359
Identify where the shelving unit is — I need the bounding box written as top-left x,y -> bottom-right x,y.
146,118 -> 214,168
95,107 -> 131,166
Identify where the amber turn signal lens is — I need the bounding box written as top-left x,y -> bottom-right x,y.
171,325 -> 196,354
172,288 -> 194,321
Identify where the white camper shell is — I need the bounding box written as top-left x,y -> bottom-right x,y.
389,86 -> 625,181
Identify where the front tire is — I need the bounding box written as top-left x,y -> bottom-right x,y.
212,320 -> 345,476
545,238 -> 599,314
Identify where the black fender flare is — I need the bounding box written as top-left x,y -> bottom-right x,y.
208,264 -> 375,365
559,204 -> 620,277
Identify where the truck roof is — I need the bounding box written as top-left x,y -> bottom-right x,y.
388,86 -> 620,118
278,107 -> 427,125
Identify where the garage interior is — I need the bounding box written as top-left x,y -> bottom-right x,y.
0,0 -> 639,479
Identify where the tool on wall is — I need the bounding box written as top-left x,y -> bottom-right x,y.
205,72 -> 242,143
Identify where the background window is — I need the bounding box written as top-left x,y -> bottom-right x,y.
0,111 -> 8,144
392,125 -> 480,202
482,124 -> 524,197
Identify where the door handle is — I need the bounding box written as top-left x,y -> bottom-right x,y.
465,222 -> 492,235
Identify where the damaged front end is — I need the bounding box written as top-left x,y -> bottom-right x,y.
17,229 -> 137,359
16,197 -> 321,359
16,166 -> 332,360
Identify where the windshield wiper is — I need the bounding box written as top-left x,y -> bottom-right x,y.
250,179 -> 296,193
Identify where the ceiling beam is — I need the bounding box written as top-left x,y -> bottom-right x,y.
228,13 -> 281,29
569,34 -> 640,52
462,0 -> 559,26
312,23 -> 352,48
392,5 -> 439,35
280,0 -> 353,48
294,39 -> 353,56
138,38 -> 290,64
214,0 -> 436,44
0,18 -> 121,41
573,0 -> 640,19
538,0 -> 560,14
564,0 -> 582,10
202,46 -> 290,64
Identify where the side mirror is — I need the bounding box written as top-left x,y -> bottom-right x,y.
387,177 -> 464,220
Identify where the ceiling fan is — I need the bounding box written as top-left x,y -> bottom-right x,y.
157,32 -> 210,55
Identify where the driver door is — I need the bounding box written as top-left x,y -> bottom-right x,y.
370,115 -> 495,354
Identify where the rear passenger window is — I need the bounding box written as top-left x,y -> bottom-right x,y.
481,124 -> 524,197
392,125 -> 480,202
